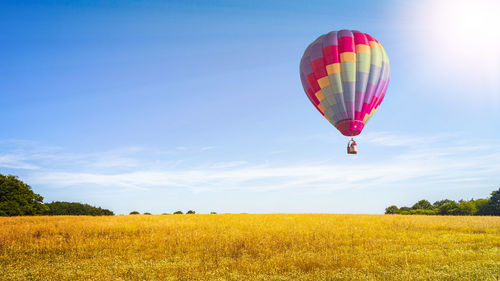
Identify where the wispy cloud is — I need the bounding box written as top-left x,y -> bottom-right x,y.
0,154 -> 40,170
2,133 -> 499,193
361,132 -> 459,147
27,152 -> 499,192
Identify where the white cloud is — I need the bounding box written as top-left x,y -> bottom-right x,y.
361,132 -> 458,147
0,154 -> 40,170
2,134 -> 499,194
26,152 -> 498,192
201,146 -> 216,151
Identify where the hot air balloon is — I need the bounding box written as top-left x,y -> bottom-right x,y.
299,30 -> 390,154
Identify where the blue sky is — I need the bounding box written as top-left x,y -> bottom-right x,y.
1,0 -> 499,214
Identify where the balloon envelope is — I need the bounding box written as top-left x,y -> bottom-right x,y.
300,30 -> 390,136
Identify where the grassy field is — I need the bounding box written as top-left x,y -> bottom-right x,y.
0,214 -> 499,281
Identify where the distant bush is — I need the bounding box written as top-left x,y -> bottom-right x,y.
143,212 -> 152,215
173,211 -> 183,214
0,173 -> 115,217
385,188 -> 500,216
409,209 -> 439,215
186,210 -> 195,214
385,205 -> 399,214
130,211 -> 140,215
210,212 -> 217,214
44,201 -> 114,216
399,207 -> 410,213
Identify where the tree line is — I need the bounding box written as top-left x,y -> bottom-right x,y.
0,174 -> 113,216
385,188 -> 500,216
44,201 -> 114,216
3,172 -> 499,217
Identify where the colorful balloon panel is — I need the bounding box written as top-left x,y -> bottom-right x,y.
300,30 -> 390,136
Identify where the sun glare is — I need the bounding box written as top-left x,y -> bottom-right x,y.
410,0 -> 500,99
430,0 -> 500,55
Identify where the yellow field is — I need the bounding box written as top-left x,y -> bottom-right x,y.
0,214 -> 499,281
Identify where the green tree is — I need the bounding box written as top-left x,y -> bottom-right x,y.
439,201 -> 459,215
473,199 -> 490,215
398,206 -> 410,214
0,174 -> 48,216
480,188 -> 500,216
143,212 -> 152,215
455,200 -> 477,215
385,188 -> 499,216
186,210 -> 196,214
433,199 -> 455,208
173,211 -> 183,214
130,211 -> 140,215
385,205 -> 399,214
411,200 -> 434,210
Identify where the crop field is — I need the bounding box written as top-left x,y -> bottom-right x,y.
0,214 -> 499,281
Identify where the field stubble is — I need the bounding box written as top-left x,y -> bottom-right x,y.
0,214 -> 499,280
